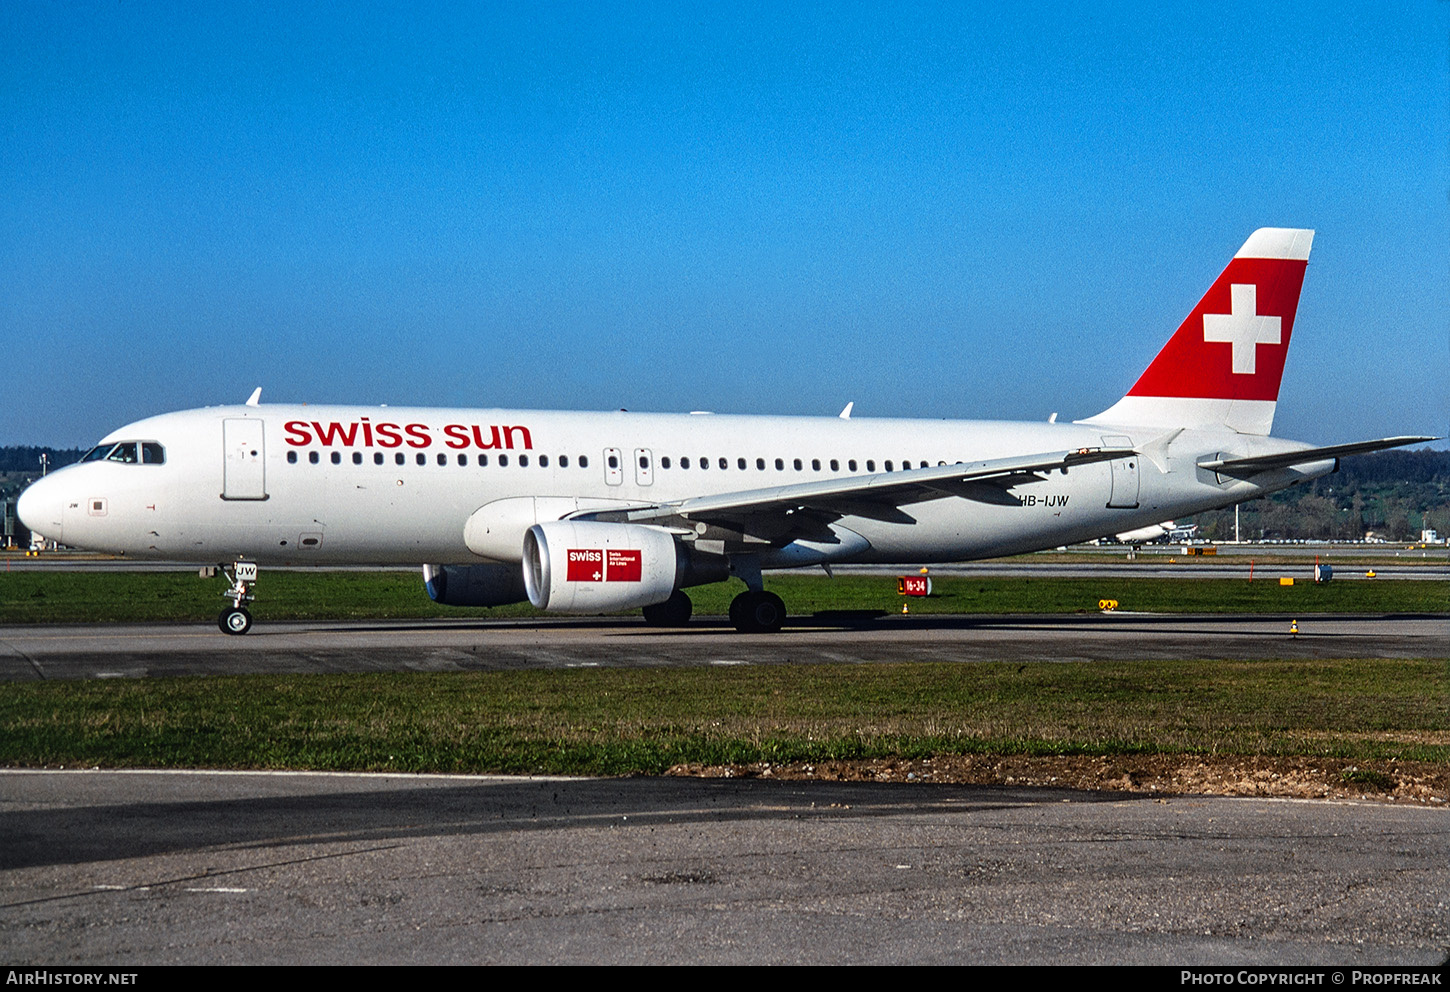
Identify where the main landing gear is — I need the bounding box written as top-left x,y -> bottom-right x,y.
641,590 -> 693,627
217,560 -> 258,635
728,590 -> 786,634
725,554 -> 786,634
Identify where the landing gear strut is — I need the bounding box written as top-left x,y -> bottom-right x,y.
642,590 -> 693,627
217,560 -> 258,635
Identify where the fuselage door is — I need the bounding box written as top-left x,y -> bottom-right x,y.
223,418 -> 268,500
604,447 -> 623,486
633,448 -> 654,486
1101,434 -> 1139,509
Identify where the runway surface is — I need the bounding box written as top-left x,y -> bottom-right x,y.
1,612 -> 1446,681
3,769 -> 1446,965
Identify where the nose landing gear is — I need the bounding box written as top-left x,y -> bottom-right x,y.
217,560 -> 257,635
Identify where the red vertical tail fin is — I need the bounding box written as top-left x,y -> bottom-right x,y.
1082,228 -> 1313,436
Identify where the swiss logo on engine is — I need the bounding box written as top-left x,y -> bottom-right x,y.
606,549 -> 642,582
566,548 -> 641,582
566,549 -> 604,582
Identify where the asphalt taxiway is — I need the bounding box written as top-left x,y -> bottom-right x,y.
3,769 -> 1446,965
1,612 -> 1446,681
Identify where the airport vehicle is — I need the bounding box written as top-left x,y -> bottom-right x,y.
16,229 -> 1432,634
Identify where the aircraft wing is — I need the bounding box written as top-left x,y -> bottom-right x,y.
580,446 -> 1132,535
1199,436 -> 1438,478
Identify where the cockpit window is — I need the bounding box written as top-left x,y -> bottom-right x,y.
81,440 -> 164,465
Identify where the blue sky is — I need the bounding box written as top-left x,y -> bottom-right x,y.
3,2 -> 1446,447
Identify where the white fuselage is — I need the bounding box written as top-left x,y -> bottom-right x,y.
19,403 -> 1330,568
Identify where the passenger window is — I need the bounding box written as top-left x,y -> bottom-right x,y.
539,454 -> 548,468
737,458 -> 746,470
884,461 -> 893,472
579,455 -> 588,468
681,457 -> 691,469
866,460 -> 875,471
287,451 -> 297,464
756,458 -> 765,470
353,452 -> 363,465
793,458 -> 802,471
559,455 -> 568,468
607,454 -> 618,469
310,451 -> 320,464
661,456 -> 671,469
331,452 -> 342,465
437,453 -> 447,466
395,453 -> 405,465
142,442 -> 165,464
775,458 -> 784,470
811,459 -> 820,471
830,459 -> 838,472
499,454 -> 509,467
719,458 -> 727,470
700,457 -> 709,470
416,453 -> 426,465
519,455 -> 530,467
479,454 -> 489,466
459,454 -> 468,466
374,452 -> 384,465
848,460 -> 856,472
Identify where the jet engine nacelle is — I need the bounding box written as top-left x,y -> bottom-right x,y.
523,520 -> 682,613
422,562 -> 529,607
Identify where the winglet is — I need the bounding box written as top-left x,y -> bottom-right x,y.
245,387 -> 263,407
839,402 -> 853,420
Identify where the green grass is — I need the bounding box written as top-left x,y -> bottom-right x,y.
0,570 -> 1444,624
1,660 -> 1445,773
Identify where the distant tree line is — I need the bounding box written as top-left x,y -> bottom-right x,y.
0,446 -> 84,473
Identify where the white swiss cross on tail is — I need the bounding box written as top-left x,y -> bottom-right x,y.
1202,283 -> 1281,375
1083,228 -> 1313,437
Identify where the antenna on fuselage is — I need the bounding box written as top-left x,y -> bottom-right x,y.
839,402 -> 853,420
245,387 -> 262,407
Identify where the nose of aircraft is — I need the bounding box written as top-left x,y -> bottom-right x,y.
16,473 -> 65,544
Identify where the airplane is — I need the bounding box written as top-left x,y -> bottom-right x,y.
1115,520 -> 1198,544
16,228 -> 1434,635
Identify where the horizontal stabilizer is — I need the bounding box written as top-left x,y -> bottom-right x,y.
1199,436 -> 1438,477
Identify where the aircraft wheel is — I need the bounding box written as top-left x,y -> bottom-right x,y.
642,591 -> 693,627
728,593 -> 747,630
219,607 -> 252,635
730,591 -> 785,634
